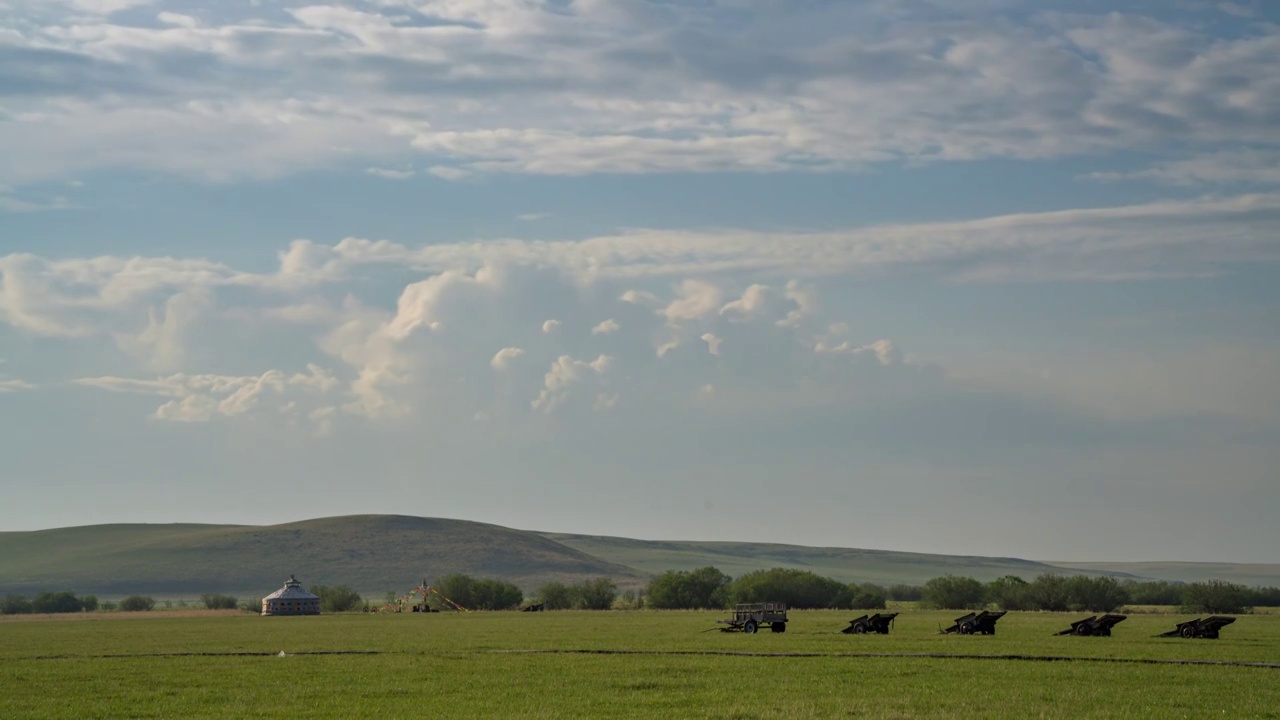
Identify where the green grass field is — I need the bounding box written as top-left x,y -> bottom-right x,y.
2,609 -> 1277,718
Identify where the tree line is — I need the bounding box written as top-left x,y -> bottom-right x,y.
4,572 -> 1275,615
636,568 -> 1277,614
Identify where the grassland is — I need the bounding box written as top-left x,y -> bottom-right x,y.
2,608 -> 1277,718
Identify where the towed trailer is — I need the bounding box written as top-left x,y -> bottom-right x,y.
1157,616 -> 1236,639
941,610 -> 1006,635
718,602 -> 788,633
1055,614 -> 1127,636
841,612 -> 898,635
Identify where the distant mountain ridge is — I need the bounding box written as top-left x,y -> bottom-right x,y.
2,514 -> 1277,597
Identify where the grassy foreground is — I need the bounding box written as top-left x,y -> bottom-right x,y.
2,609 -> 1277,718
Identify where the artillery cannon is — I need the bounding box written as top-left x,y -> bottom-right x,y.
941,610 -> 1006,635
717,602 -> 788,633
1157,616 -> 1236,639
1054,614 -> 1127,636
841,613 -> 898,634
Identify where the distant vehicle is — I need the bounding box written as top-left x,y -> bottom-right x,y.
718,602 -> 788,633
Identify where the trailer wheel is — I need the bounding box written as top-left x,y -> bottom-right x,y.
771,622 -> 786,633
958,622 -> 974,635
1181,626 -> 1196,639
852,623 -> 866,634
1075,625 -> 1092,636
743,620 -> 758,634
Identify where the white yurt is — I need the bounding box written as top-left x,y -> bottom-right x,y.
261,575 -> 321,616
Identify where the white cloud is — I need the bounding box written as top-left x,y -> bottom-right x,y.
591,318 -> 619,335
531,354 -> 614,414
0,378 -> 35,392
663,280 -> 724,323
365,167 -> 416,180
156,12 -> 198,28
74,365 -> 340,427
490,346 -> 525,370
1088,150 -> 1280,187
2,5 -> 1277,185
701,333 -> 722,356
541,319 -> 562,334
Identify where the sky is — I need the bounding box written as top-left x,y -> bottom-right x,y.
2,0 -> 1279,564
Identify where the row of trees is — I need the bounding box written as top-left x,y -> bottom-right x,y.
644,567 -> 889,610
535,577 -> 619,610
429,575 -> 523,611
5,573 -> 1275,615
639,567 -> 1276,614
0,592 -> 159,614
893,575 -> 1265,614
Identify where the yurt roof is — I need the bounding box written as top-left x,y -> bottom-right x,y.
263,575 -> 319,601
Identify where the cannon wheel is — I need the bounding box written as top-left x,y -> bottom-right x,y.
958,621 -> 975,635
743,620 -> 758,634
1075,624 -> 1092,636
1181,626 -> 1196,639
852,623 -> 866,634
771,622 -> 786,633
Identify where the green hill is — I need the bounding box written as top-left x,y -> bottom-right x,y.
1048,561 -> 1280,588
537,533 -> 1141,586
0,515 -> 645,597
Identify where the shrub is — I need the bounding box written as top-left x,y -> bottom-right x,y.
1066,576 -> 1129,613
1122,580 -> 1183,605
987,576 -> 1031,610
573,578 -> 618,610
729,568 -> 847,609
1181,580 -> 1251,614
100,601 -> 117,611
646,567 -> 732,609
537,582 -> 574,610
845,583 -> 888,610
80,595 -> 99,612
921,575 -> 986,610
32,591 -> 83,614
431,575 -> 523,611
308,585 -> 363,613
200,593 -> 239,610
1,594 -> 33,615
1024,574 -> 1071,612
119,595 -> 155,612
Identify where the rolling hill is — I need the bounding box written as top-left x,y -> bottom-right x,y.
1048,561 -> 1280,588
3,514 -> 1277,599
537,533 -> 1139,586
0,515 -> 645,597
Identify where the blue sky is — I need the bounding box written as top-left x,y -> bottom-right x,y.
2,0 -> 1279,563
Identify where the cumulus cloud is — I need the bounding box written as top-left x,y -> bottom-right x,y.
591,319 -> 619,335
531,354 -> 614,414
490,347 -> 525,371
74,365 -> 340,428
2,191 -> 1278,433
